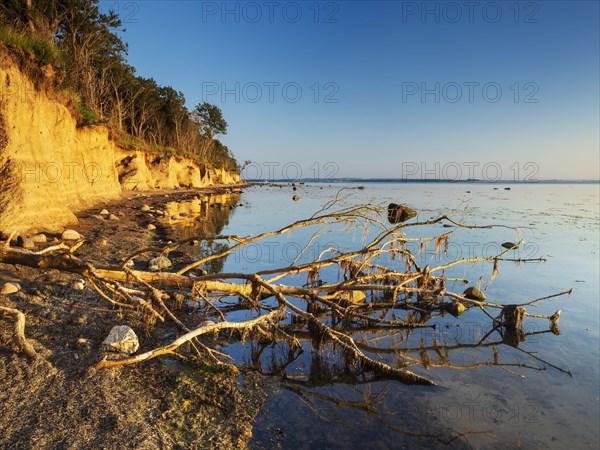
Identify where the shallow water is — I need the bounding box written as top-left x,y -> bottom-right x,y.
168,182 -> 599,449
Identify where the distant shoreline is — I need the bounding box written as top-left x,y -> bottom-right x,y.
245,178 -> 600,184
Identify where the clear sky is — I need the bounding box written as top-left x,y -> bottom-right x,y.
100,0 -> 599,180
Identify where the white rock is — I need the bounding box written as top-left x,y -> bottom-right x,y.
61,229 -> 81,241
72,279 -> 85,290
102,325 -> 139,354
148,256 -> 172,271
1,282 -> 21,294
100,209 -> 109,215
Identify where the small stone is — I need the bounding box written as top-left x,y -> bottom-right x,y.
179,212 -> 188,217
464,286 -> 486,301
148,256 -> 172,271
72,279 -> 85,290
109,214 -> 119,220
17,235 -> 35,249
505,187 -> 511,191
92,215 -> 105,221
1,282 -> 21,294
61,229 -> 81,241
357,186 -> 365,190
445,301 -> 467,317
141,204 -> 152,212
501,242 -> 519,250
100,209 -> 109,215
31,233 -> 47,243
102,325 -> 139,354
292,195 -> 300,201
146,224 -> 156,231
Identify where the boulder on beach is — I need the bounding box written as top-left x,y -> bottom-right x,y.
102,325 -> 139,354
387,203 -> 417,224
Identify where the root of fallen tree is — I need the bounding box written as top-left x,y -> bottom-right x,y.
0,204 -> 571,386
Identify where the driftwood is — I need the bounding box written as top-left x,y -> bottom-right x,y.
0,204 -> 571,385
0,306 -> 37,360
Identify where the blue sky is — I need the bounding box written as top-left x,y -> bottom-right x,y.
101,1 -> 599,180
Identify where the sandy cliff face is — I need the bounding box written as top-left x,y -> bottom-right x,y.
114,149 -> 240,191
0,48 -> 240,233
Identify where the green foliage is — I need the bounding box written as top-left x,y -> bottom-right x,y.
0,26 -> 65,68
77,102 -> 100,126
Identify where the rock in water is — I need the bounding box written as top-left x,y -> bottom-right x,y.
149,256 -> 172,271
61,229 -> 81,241
464,286 -> 486,301
17,235 -> 35,249
102,325 -> 139,354
387,203 -> 417,224
1,282 -> 21,294
501,242 -> 519,250
445,301 -> 467,317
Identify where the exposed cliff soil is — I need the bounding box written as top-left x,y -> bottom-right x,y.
0,186 -> 271,450
0,44 -> 240,234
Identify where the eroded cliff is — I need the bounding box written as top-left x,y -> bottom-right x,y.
0,46 -> 239,232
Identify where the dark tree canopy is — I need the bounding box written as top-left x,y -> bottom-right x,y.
0,0 -> 238,171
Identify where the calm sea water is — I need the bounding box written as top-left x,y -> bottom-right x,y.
169,182 -> 600,449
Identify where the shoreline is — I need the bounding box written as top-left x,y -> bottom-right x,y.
0,181 -> 269,449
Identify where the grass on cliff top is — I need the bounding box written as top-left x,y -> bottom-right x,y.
0,26 -> 65,68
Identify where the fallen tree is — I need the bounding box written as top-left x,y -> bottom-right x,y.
0,204 -> 570,385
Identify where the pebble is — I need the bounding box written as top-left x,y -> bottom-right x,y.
31,233 -> 47,243
141,204 -> 152,212
148,256 -> 172,271
109,214 -> 119,220
72,279 -> 86,290
61,229 -> 82,241
146,224 -> 156,231
292,195 -> 300,201
0,282 -> 21,294
100,209 -> 109,215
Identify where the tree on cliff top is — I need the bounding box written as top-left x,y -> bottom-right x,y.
0,0 -> 239,172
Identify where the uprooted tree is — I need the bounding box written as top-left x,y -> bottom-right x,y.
0,204 -> 571,386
